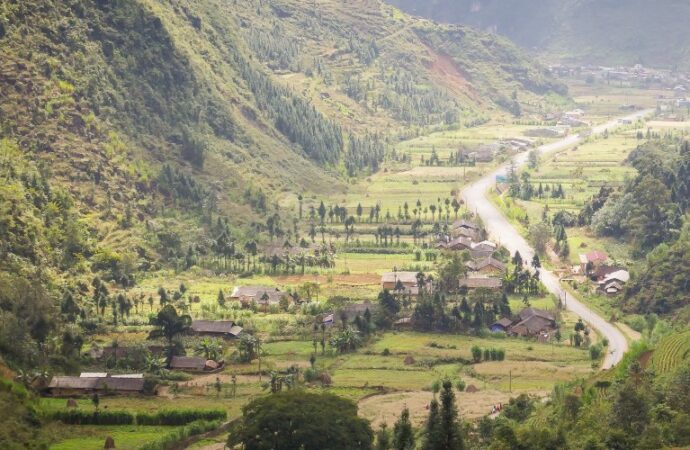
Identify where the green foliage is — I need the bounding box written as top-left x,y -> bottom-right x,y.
136,409 -> 226,426
230,391 -> 373,450
0,378 -> 50,449
49,409 -> 134,425
137,419 -> 221,450
650,331 -> 690,374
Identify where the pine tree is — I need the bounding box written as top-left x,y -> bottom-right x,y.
438,380 -> 464,450
393,407 -> 415,450
422,399 -> 441,450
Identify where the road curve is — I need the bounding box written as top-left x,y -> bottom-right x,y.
461,110 -> 652,369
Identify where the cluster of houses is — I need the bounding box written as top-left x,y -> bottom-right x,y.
438,219 -> 505,292
461,138 -> 535,163
576,250 -> 631,296
548,63 -> 690,89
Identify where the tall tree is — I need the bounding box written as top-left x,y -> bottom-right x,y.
148,305 -> 191,366
393,407 -> 415,450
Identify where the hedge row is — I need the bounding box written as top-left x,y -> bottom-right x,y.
50,410 -> 134,425
137,409 -> 227,426
138,420 -> 221,450
50,408 -> 226,426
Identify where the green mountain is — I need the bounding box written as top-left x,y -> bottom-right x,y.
0,0 -> 565,367
387,0 -> 690,69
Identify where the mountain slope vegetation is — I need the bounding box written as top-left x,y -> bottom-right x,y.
388,0 -> 690,69
0,0 -> 565,369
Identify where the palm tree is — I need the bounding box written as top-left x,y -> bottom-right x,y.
148,305 -> 192,367
195,337 -> 223,361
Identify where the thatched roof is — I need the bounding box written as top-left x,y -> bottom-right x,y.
170,356 -> 206,370
458,277 -> 502,289
381,271 -> 419,285
48,376 -> 144,392
191,320 -> 242,337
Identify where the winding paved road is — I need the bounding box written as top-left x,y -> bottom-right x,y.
461,110 -> 652,369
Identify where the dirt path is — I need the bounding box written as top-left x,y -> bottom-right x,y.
461,109 -> 653,369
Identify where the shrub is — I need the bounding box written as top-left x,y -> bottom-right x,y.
382,348 -> 391,356
455,379 -> 466,392
471,346 -> 482,363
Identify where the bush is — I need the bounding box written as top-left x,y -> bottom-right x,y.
382,348 -> 390,356
136,409 -> 226,426
455,379 -> 466,392
496,349 -> 506,361
50,410 -> 134,425
471,345 -> 482,363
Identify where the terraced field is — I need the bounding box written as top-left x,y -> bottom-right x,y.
650,331 -> 690,374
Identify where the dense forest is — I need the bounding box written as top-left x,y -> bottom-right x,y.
574,139 -> 690,318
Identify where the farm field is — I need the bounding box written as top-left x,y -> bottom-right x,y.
46,329 -> 593,450
649,331 -> 690,375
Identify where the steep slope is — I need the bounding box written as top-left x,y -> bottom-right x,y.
0,0 -> 565,368
388,0 -> 690,69
231,0 -> 565,135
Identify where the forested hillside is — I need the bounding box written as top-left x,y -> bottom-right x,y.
575,139 -> 690,320
0,0 -> 565,370
388,0 -> 690,69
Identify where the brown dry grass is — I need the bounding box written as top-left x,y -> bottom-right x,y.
358,389 -> 517,428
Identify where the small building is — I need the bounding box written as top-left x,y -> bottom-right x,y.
381,271 -> 419,291
338,301 -> 375,321
394,317 -> 413,329
191,320 -> 243,339
230,286 -> 291,309
442,236 -> 473,251
597,269 -> 630,295
47,376 -> 145,396
169,356 -> 224,373
466,257 -> 506,275
458,277 -> 503,291
471,240 -> 498,253
510,308 -> 557,338
452,219 -> 480,233
579,251 -> 609,274
452,227 -> 480,241
490,318 -> 513,333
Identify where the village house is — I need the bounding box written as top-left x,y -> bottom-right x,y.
509,308 -> 558,339
452,219 -> 480,234
598,269 -> 631,295
381,271 -> 422,296
169,356 -> 224,373
437,236 -> 473,251
458,276 -> 503,291
489,318 -> 513,333
46,375 -> 145,396
452,226 -> 480,241
190,320 -> 243,339
579,251 -> 609,275
230,286 -> 292,309
471,240 -> 498,253
465,257 -> 506,275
